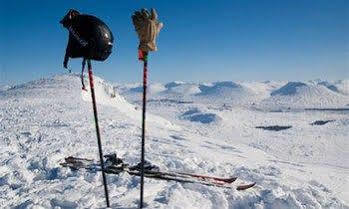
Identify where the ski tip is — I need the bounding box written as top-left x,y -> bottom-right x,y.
236,182 -> 256,191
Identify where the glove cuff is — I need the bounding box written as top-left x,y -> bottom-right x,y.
139,42 -> 157,52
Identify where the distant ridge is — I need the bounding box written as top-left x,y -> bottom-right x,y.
271,82 -> 307,96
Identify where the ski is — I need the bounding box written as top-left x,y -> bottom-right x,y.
60,156 -> 255,190
62,156 -> 236,183
133,169 -> 237,184
177,172 -> 237,183
62,156 -> 236,184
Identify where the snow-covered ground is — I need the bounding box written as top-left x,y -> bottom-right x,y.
1,74 -> 348,208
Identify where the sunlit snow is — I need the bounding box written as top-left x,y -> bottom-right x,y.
1,74 -> 348,208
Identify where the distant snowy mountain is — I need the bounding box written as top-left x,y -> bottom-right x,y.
192,81 -> 257,106
165,83 -> 201,95
127,83 -> 166,94
164,81 -> 186,89
309,79 -> 349,95
259,81 -> 349,109
317,81 -> 340,93
120,79 -> 349,109
197,81 -> 242,96
271,82 -> 307,96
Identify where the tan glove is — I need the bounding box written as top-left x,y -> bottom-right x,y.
132,8 -> 163,52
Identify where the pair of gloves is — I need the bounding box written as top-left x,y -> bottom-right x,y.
132,8 -> 163,52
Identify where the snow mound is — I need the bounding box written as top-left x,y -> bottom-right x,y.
149,83 -> 167,94
1,74 -> 82,99
197,81 -> 242,96
127,83 -> 166,94
80,76 -> 179,130
271,82 -> 307,96
164,81 -> 186,89
81,75 -> 136,113
128,85 -> 143,93
126,81 -> 199,97
166,83 -> 201,95
194,81 -> 258,106
309,79 -> 349,95
260,81 -> 349,109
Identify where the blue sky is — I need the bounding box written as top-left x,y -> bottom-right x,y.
0,0 -> 348,85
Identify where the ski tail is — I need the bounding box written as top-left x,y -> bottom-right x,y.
237,182 -> 256,191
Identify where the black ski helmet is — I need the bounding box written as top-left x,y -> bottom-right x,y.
60,9 -> 114,68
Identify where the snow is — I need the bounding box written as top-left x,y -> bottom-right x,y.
334,80 -> 349,95
166,83 -> 201,95
259,82 -> 349,109
0,84 -> 11,91
180,108 -> 221,124
271,82 -> 308,96
317,81 -> 340,93
1,74 -> 348,208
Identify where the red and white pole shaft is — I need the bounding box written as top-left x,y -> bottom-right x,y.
140,51 -> 148,209
87,59 -> 110,208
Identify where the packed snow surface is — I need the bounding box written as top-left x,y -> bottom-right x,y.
1,74 -> 348,208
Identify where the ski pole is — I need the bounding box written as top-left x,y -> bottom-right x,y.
140,51 -> 148,208
81,58 -> 87,90
131,8 -> 163,208
87,59 -> 110,208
